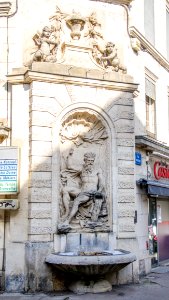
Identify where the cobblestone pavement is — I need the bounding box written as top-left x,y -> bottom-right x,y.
0,266 -> 169,300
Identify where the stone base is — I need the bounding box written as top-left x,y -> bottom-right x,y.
68,279 -> 112,294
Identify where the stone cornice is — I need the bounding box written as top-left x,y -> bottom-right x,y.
0,2 -> 11,15
89,0 -> 133,5
129,26 -> 169,72
135,135 -> 169,156
7,64 -> 138,92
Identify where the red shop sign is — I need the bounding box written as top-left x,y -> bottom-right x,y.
154,162 -> 169,180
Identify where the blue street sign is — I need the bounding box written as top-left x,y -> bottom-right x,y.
135,152 -> 142,165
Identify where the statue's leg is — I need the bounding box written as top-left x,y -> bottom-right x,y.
67,195 -> 89,223
62,190 -> 71,220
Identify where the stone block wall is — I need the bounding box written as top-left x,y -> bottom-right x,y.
1,0 -> 140,291
11,66 -> 138,291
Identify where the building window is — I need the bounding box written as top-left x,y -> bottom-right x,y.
144,0 -> 155,45
145,77 -> 156,137
166,8 -> 169,60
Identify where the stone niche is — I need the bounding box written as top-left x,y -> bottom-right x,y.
57,109 -> 111,234
8,67 -> 138,291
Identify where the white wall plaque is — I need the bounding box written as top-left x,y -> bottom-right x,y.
0,147 -> 20,194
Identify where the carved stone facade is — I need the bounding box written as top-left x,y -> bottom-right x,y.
27,6 -> 126,73
4,0 -> 169,294
58,111 -> 110,233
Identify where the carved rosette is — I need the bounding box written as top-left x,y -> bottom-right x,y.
58,110 -> 111,233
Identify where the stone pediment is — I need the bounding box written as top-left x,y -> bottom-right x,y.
27,6 -> 127,74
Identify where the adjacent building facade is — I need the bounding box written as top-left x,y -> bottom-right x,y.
0,0 -> 169,293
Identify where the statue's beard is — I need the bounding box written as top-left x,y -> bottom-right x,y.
83,164 -> 93,173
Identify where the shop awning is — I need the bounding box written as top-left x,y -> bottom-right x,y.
137,179 -> 169,197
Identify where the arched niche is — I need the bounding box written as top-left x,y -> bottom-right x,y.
52,104 -> 116,234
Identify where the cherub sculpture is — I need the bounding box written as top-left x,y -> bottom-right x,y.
101,42 -> 127,73
33,26 -> 58,62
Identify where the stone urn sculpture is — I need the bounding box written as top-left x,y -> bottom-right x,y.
66,11 -> 85,40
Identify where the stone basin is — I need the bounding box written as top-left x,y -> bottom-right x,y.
46,249 -> 136,276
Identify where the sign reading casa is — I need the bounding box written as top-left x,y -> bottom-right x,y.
154,161 -> 169,180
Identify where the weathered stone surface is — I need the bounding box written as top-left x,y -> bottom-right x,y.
30,156 -> 52,172
111,110 -> 134,122
81,233 -> 96,251
103,72 -> 133,83
95,233 -> 109,250
118,145 -> 134,157
46,251 -> 136,268
29,172 -> 52,188
118,166 -> 134,175
118,181 -> 135,189
30,111 -> 55,127
29,203 -> 51,219
29,187 -> 52,202
108,232 -> 115,251
30,126 -> 52,142
118,203 -> 135,217
113,97 -> 133,106
25,242 -> 53,292
118,149 -> 134,161
30,83 -> 57,98
115,123 -> 134,133
5,274 -> 25,292
118,218 -> 135,232
118,190 -> 135,203
28,219 -> 52,234
112,105 -> 134,117
30,141 -> 52,156
86,69 -> 104,80
32,62 -> 70,76
89,0 -> 133,4
117,132 -> 134,139
68,66 -> 87,77
29,234 -> 51,242
66,233 -> 80,252
69,279 -> 112,294
118,160 -> 134,168
65,84 -> 96,103
5,243 -> 26,292
117,231 -> 136,239
60,234 -> 67,253
30,96 -> 62,114
117,138 -> 134,147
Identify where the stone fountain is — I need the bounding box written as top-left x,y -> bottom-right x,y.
46,248 -> 136,294
36,7 -> 138,294
45,111 -> 136,294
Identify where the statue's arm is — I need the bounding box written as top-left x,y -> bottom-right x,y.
97,169 -> 104,192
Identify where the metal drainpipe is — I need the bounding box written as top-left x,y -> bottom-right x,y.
0,0 -> 18,290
